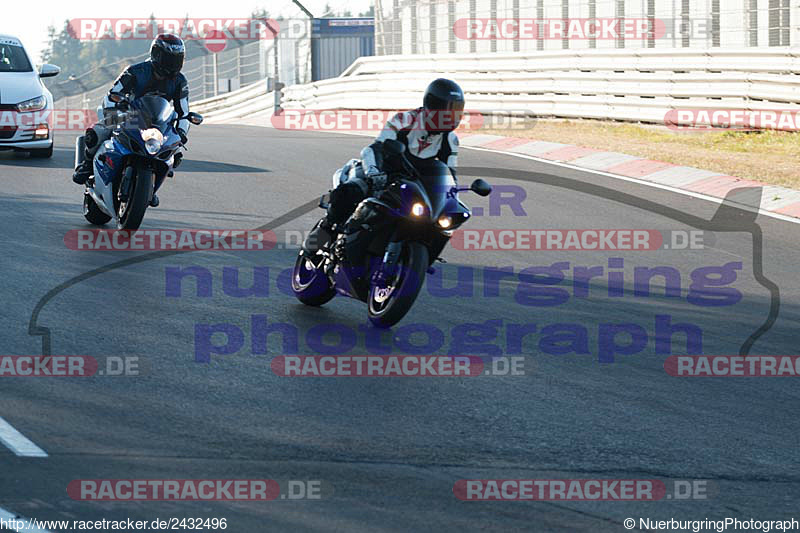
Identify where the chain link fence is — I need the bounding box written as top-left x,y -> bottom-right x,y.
51,17 -> 313,112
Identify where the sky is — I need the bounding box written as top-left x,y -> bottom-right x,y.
3,0 -> 374,64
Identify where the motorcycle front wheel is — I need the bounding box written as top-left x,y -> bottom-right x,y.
116,162 -> 152,231
367,241 -> 428,328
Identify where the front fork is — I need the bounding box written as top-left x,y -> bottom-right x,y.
372,240 -> 403,289
117,162 -> 164,204
118,166 -> 134,202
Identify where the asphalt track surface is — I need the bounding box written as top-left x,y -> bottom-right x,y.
0,126 -> 799,531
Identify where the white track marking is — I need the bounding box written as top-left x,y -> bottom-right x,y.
0,417 -> 47,458
0,507 -> 52,532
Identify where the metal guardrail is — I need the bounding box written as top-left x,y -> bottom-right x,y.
55,48 -> 800,130
191,81 -> 275,123
282,48 -> 800,128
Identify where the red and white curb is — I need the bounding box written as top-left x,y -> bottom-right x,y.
459,133 -> 800,221
236,111 -> 800,224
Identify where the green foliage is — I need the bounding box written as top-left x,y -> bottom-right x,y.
40,18 -> 152,99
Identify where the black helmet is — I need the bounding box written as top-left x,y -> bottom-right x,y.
422,78 -> 465,133
150,34 -> 185,78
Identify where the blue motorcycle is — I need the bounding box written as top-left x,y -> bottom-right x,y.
292,140 -> 492,328
75,95 -> 203,230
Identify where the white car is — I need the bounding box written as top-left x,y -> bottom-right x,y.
0,34 -> 60,158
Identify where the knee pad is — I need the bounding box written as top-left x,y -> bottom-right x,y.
328,181 -> 366,224
84,128 -> 99,149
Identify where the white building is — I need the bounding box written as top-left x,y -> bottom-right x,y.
375,0 -> 797,54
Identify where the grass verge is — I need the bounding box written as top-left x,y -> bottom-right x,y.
481,119 -> 800,189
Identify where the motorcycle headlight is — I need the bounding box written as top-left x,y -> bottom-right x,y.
17,96 -> 46,112
141,128 -> 164,143
141,128 -> 164,155
411,202 -> 426,217
145,138 -> 162,155
437,215 -> 453,229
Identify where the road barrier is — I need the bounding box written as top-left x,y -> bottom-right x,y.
282,48 -> 800,129
53,48 -> 800,130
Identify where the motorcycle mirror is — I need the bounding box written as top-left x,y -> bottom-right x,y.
383,139 -> 406,156
470,178 -> 492,197
187,112 -> 204,126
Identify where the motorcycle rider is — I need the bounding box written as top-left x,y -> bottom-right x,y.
72,33 -> 190,208
314,78 -> 465,242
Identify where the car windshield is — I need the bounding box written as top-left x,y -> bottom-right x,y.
0,43 -> 32,73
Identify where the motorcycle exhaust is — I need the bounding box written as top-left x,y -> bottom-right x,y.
74,135 -> 86,169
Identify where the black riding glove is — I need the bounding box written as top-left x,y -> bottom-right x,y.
366,169 -> 387,193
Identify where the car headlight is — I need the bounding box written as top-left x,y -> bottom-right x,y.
17,96 -> 46,112
411,202 -> 426,217
437,215 -> 453,229
141,128 -> 164,155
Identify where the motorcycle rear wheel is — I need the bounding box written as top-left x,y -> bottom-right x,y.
291,220 -> 336,306
292,252 -> 336,306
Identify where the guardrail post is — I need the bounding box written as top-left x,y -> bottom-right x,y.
237,46 -> 242,88
213,54 -> 219,97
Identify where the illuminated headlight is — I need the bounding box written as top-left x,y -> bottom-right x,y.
145,139 -> 162,155
141,128 -> 163,142
34,123 -> 49,139
17,96 -> 46,112
411,202 -> 426,217
437,215 -> 453,229
141,128 -> 164,155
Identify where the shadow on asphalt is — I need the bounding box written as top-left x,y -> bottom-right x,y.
176,159 -> 270,174
0,148 -> 270,175
0,147 -> 73,169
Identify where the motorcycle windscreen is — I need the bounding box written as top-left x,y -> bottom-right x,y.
413,158 -> 456,219
132,96 -> 174,129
